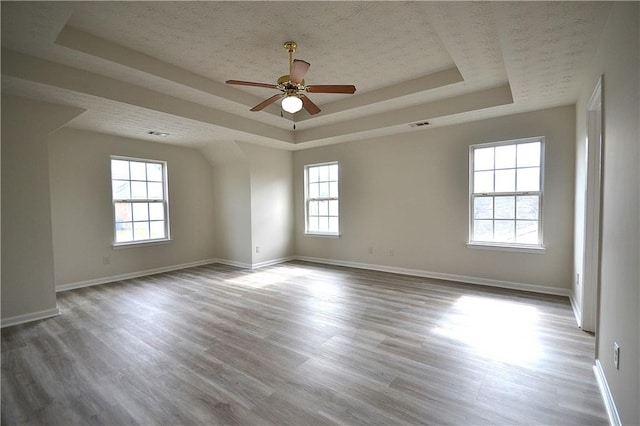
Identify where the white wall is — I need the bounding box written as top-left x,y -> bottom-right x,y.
49,128 -> 216,287
576,3 -> 639,424
203,140 -> 294,267
212,160 -> 252,266
239,142 -> 294,265
1,96 -> 83,323
294,105 -> 576,292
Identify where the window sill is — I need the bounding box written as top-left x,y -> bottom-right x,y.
113,239 -> 171,249
466,242 -> 546,254
304,232 -> 340,239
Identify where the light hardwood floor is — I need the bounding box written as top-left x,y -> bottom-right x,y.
2,261 -> 607,425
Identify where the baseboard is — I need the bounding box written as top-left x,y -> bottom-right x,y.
569,293 -> 583,328
55,256 -> 298,292
55,254 -> 571,298
216,256 -> 295,270
214,258 -> 252,269
56,258 -> 218,292
251,256 -> 296,270
593,359 -> 622,426
294,256 -> 571,297
1,306 -> 60,328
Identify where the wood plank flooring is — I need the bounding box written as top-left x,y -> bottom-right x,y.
2,261 -> 608,425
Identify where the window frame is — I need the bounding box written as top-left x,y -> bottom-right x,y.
110,155 -> 171,247
304,161 -> 340,237
468,137 -> 545,252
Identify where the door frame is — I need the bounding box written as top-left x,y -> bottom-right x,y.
581,76 -> 603,334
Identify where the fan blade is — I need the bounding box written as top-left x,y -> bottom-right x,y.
306,85 -> 356,94
250,94 -> 283,111
290,59 -> 310,84
226,80 -> 278,89
300,95 -> 321,115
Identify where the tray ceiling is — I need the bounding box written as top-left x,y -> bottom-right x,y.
1,1 -> 611,150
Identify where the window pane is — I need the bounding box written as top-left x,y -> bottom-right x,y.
318,217 -> 329,232
308,201 -> 318,216
308,216 -> 319,232
474,147 -> 494,171
114,202 -> 132,222
132,203 -> 149,221
150,221 -> 165,239
130,162 -> 147,180
328,164 -> 338,181
328,217 -> 339,233
112,180 -> 130,200
495,220 -> 515,242
516,221 -> 538,244
149,203 -> 164,221
517,167 -> 540,191
495,196 -> 515,219
517,142 -> 541,167
495,145 -> 516,169
111,158 -> 169,244
329,182 -> 339,198
319,182 -> 330,197
319,166 -> 329,182
474,220 -> 493,241
473,197 -> 493,219
318,200 -> 329,216
148,182 -> 163,200
116,222 -> 133,243
133,221 -> 150,240
111,160 -> 130,180
470,140 -> 543,247
494,169 -> 515,192
308,167 -> 319,183
306,162 -> 338,235
516,196 -> 539,220
329,200 -> 339,216
131,181 -> 147,199
146,163 -> 163,182
309,183 -> 319,199
474,171 -> 493,193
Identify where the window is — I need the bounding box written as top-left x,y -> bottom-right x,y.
469,137 -> 544,248
111,157 -> 169,245
304,162 -> 339,236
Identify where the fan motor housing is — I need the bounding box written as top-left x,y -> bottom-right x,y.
277,75 -> 304,89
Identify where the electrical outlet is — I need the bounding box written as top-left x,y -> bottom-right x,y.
576,273 -> 580,286
255,246 -> 260,254
102,256 -> 110,265
613,342 -> 620,370
368,247 -> 373,254
388,249 -> 394,256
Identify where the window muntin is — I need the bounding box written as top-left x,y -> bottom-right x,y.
111,157 -> 169,245
469,138 -> 543,247
305,162 -> 339,235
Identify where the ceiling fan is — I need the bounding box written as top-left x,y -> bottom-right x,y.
226,41 -> 356,115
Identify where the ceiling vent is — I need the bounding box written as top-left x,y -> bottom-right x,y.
409,121 -> 430,128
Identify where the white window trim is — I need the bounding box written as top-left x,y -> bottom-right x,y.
111,155 -> 171,247
468,136 -> 545,251
466,242 -> 546,254
304,161 -> 340,237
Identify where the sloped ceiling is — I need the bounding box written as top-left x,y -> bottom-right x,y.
1,1 -> 611,150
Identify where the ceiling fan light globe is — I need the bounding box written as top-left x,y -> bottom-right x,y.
282,95 -> 303,113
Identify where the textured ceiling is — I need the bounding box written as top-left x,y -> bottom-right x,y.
1,1 -> 612,150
